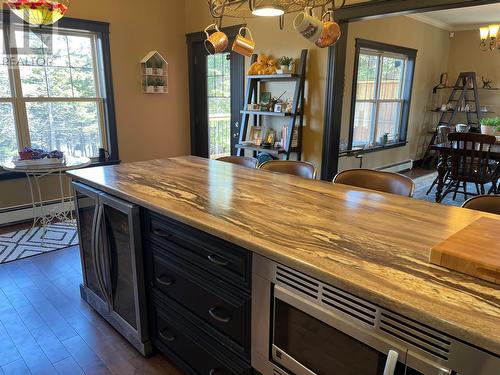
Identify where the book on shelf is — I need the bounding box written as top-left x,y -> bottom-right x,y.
282,125 -> 299,149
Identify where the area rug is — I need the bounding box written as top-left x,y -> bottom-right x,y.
0,222 -> 78,264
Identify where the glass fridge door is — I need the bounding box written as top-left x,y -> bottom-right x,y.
100,193 -> 147,339
73,182 -> 105,302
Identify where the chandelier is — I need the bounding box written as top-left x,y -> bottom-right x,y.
480,24 -> 499,51
7,0 -> 69,26
208,0 -> 345,24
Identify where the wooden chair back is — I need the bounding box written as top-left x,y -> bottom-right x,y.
217,156 -> 258,169
333,169 -> 415,197
447,133 -> 496,183
437,126 -> 451,144
462,195 -> 500,215
259,160 -> 317,179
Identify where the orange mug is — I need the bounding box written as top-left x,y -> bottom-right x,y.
232,27 -> 256,57
204,24 -> 229,54
315,12 -> 342,48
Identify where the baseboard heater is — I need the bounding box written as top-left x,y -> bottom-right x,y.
0,199 -> 74,227
377,160 -> 414,174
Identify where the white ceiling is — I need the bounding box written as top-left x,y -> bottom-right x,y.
407,3 -> 500,31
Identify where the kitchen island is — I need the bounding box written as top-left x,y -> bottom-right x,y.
68,156 -> 499,375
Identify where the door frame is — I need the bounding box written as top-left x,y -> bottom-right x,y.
186,25 -> 245,157
320,0 -> 500,180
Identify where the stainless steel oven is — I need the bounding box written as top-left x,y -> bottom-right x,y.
252,255 -> 499,375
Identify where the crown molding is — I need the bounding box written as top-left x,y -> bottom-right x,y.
406,13 -> 453,31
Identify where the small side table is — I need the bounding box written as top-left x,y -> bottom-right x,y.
2,156 -> 91,229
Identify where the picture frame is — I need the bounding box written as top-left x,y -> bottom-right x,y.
259,91 -> 271,105
249,126 -> 263,146
274,104 -> 283,113
266,130 -> 277,147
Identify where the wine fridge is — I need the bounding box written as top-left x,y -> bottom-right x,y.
73,182 -> 151,355
252,254 -> 499,375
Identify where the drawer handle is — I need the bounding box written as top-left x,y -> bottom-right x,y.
153,228 -> 172,239
159,329 -> 175,342
156,275 -> 175,287
207,254 -> 229,267
208,307 -> 232,323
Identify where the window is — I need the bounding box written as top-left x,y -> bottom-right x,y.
0,14 -> 117,165
207,53 -> 231,159
349,39 -> 416,150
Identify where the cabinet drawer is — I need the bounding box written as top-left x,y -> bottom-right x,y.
152,302 -> 252,375
146,212 -> 251,291
151,249 -> 250,356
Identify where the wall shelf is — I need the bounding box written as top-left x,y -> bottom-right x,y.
435,86 -> 499,91
430,110 -> 495,114
240,110 -> 297,117
245,74 -> 300,81
237,50 -> 308,161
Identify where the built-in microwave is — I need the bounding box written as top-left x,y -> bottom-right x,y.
251,255 -> 499,375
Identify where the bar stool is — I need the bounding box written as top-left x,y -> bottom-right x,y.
259,160 -> 317,179
217,156 -> 258,169
462,195 -> 500,215
333,169 -> 415,197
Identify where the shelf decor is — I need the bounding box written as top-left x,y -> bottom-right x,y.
140,51 -> 168,94
236,49 -> 308,160
7,0 -> 69,25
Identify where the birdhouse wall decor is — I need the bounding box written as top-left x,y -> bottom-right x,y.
140,51 -> 168,94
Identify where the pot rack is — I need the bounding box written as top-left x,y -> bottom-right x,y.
208,0 -> 346,28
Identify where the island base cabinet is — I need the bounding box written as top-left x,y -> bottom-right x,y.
151,295 -> 252,375
73,182 -> 151,356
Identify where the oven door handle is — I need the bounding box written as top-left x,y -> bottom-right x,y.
383,350 -> 399,375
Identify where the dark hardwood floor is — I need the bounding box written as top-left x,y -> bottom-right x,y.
0,246 -> 183,375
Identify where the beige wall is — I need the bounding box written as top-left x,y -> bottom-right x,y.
338,15 -> 451,170
448,29 -> 500,118
0,0 -> 190,210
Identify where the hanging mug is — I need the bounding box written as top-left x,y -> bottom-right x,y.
293,7 -> 324,44
204,23 -> 229,54
315,12 -> 341,48
232,27 -> 256,57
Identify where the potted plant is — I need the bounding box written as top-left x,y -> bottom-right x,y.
277,56 -> 294,74
154,59 -> 164,75
480,117 -> 500,136
155,78 -> 166,93
145,60 -> 153,75
146,77 -> 155,93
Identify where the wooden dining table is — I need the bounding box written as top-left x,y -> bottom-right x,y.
430,142 -> 500,202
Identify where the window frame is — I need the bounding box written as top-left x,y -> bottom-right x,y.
348,38 -> 417,152
0,11 -> 118,179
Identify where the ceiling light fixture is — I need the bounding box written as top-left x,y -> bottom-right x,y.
251,5 -> 284,17
7,0 -> 70,26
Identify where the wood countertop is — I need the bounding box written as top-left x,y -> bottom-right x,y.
68,156 -> 500,356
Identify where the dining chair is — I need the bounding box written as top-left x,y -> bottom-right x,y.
333,169 -> 415,197
258,160 -> 317,179
439,132 -> 498,202
217,156 -> 258,169
462,195 -> 500,215
426,126 -> 453,195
